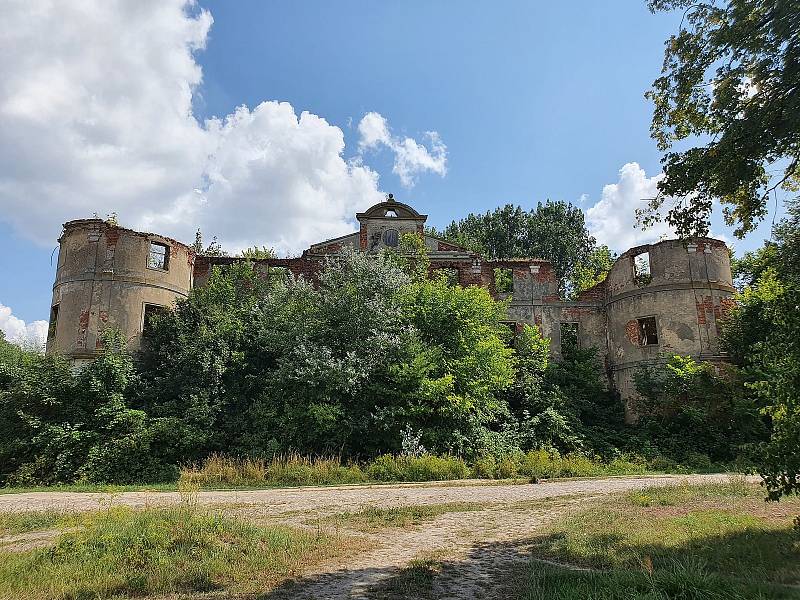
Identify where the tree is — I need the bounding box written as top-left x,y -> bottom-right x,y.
572,245 -> 615,294
137,246 -> 519,460
0,329 -> 169,485
643,0 -> 800,238
239,246 -> 276,259
721,199 -> 800,499
437,201 -> 603,296
192,228 -> 227,256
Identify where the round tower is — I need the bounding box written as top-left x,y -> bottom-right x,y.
46,219 -> 194,365
604,238 -> 736,420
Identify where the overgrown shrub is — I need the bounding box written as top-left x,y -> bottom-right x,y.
633,355 -> 768,464
366,455 -> 470,482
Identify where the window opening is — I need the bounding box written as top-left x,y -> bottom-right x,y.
493,268 -> 513,295
385,209 -> 398,217
142,303 -> 168,333
148,242 -> 170,270
560,322 -> 579,352
383,229 -> 399,248
637,316 -> 659,346
48,304 -> 59,339
633,252 -> 652,285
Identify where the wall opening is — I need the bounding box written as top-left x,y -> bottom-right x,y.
632,251 -> 652,285
559,322 -> 579,353
384,209 -> 398,217
383,228 -> 399,248
142,303 -> 168,333
637,316 -> 659,346
147,241 -> 170,271
48,304 -> 59,339
493,268 -> 513,295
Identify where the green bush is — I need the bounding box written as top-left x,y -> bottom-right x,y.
471,455 -> 497,479
518,449 -> 562,479
366,455 -> 470,482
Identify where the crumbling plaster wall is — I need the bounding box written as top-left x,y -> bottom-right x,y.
605,238 -> 735,420
47,220 -> 193,361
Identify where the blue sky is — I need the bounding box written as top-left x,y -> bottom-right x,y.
0,0 -> 786,340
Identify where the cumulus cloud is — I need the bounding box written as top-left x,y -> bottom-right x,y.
0,0 -> 429,255
584,162 -> 675,252
357,112 -> 447,187
0,303 -> 47,349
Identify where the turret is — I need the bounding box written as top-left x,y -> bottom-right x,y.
46,219 -> 194,365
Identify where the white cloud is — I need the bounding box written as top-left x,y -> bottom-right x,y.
0,303 -> 47,350
357,112 -> 447,187
584,162 -> 675,252
0,0 -> 421,255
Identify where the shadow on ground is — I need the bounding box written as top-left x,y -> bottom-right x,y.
258,526 -> 800,600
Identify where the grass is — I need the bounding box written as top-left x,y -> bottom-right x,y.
178,451 -> 653,489
0,482 -> 177,495
1,451 -> 722,495
0,499 -> 364,599
316,502 -> 489,532
511,477 -> 800,598
0,509 -> 77,536
515,561 -> 800,599
371,552 -> 446,599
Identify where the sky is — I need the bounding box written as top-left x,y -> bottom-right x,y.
0,0 -> 788,346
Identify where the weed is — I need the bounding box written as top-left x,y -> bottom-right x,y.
0,505 -> 359,598
319,502 -> 487,532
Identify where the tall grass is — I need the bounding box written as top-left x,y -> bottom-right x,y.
179,450 -> 648,488
180,453 -> 368,487
0,491 -> 357,598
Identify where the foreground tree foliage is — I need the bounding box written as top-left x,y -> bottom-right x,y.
721,200 -> 800,499
644,0 -> 800,238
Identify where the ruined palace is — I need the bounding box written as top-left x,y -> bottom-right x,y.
45,196 -> 736,410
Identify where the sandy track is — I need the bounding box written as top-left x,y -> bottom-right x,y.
0,474 -> 740,599
0,473 -> 732,515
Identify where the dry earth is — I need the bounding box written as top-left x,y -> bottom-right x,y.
0,474 -> 741,599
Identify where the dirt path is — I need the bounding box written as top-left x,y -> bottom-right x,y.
0,473 -> 731,514
0,474 -> 740,599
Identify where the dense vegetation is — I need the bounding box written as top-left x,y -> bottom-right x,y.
2,218 -> 792,491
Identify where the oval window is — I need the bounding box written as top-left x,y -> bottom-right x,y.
383,229 -> 399,248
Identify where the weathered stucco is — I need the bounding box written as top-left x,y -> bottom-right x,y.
46,219 -> 193,362
47,200 -> 734,416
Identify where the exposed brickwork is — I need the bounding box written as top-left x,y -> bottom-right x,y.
359,225 -> 367,250
561,307 -> 596,319
105,228 -> 120,247
576,281 -> 605,302
318,242 -> 342,254
194,257 -> 210,277
625,319 -> 639,345
76,309 -> 90,348
717,296 -> 736,319
696,295 -> 714,325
